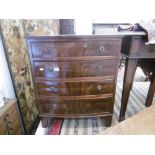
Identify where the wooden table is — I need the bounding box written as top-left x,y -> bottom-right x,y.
102,104 -> 155,135
119,35 -> 155,121
93,24 -> 155,122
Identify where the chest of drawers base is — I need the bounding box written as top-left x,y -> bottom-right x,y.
26,35 -> 122,128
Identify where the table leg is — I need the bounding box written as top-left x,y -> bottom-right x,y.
119,58 -> 137,121
145,73 -> 155,107
101,116 -> 112,127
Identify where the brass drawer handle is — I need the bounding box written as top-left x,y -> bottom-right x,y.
46,47 -> 52,53
96,65 -> 103,72
52,104 -> 57,108
99,46 -> 106,54
97,85 -> 102,91
83,44 -> 88,48
50,86 -> 55,92
48,67 -> 54,72
3,114 -> 9,122
100,46 -> 105,51
8,128 -> 13,135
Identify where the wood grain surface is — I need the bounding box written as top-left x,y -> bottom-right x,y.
26,35 -> 122,127
102,104 -> 155,135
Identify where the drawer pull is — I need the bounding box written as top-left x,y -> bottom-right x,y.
97,65 -> 103,72
3,114 -> 9,122
52,104 -> 57,108
48,67 -> 54,72
50,86 -> 55,92
83,44 -> 88,48
97,85 -> 102,91
100,46 -> 105,51
99,46 -> 106,54
48,67 -> 59,72
46,47 -> 52,52
39,68 -> 44,71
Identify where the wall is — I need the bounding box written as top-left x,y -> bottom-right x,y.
23,19 -> 59,35
0,35 -> 15,100
0,19 -> 59,133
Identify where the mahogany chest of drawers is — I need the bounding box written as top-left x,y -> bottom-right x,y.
0,99 -> 22,135
26,35 -> 122,127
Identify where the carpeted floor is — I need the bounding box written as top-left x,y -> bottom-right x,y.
59,82 -> 155,135
35,81 -> 155,135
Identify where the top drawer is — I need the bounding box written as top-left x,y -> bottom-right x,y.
29,40 -> 121,58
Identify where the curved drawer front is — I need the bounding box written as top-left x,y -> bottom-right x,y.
38,98 -> 113,115
33,60 -> 116,79
36,80 -> 114,96
30,40 -> 121,58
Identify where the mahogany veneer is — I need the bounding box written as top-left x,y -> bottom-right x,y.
26,35 -> 122,127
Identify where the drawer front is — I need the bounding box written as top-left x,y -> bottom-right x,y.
141,44 -> 155,53
30,40 -> 121,58
0,103 -> 21,135
38,98 -> 113,115
36,80 -> 114,96
9,118 -> 22,135
33,60 -> 116,79
0,118 -> 22,135
0,104 -> 17,127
